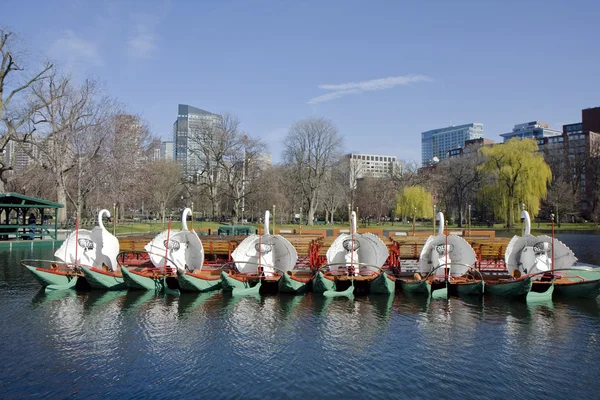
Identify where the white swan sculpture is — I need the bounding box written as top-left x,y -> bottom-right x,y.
505,208 -> 577,278
145,208 -> 204,272
326,211 -> 389,275
54,209 -> 120,270
231,210 -> 297,275
418,212 -> 477,278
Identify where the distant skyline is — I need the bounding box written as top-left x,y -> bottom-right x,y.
4,0 -> 599,163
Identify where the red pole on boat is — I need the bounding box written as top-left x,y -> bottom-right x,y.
163,218 -> 172,271
445,217 -> 449,280
75,213 -> 79,267
351,215 -> 355,276
551,212 -> 555,273
258,232 -> 263,276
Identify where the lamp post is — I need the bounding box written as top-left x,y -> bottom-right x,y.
272,204 -> 276,234
412,207 -> 416,236
241,135 -> 247,226
468,204 -> 471,237
112,203 -> 116,236
433,204 -> 437,234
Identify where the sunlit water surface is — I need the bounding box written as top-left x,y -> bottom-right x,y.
1,237 -> 600,399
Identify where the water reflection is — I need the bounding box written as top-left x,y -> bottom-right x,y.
4,245 -> 600,399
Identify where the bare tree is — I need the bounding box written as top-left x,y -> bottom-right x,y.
188,113 -> 243,219
29,76 -> 110,222
0,29 -> 53,191
283,118 -> 343,226
433,151 -> 482,227
321,159 -> 348,224
138,159 -> 183,222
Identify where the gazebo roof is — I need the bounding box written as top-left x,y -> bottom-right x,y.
0,193 -> 63,208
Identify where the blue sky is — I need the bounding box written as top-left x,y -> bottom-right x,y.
4,0 -> 599,163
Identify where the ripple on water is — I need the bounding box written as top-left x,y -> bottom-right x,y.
3,245 -> 600,399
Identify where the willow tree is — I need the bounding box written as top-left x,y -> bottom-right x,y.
395,185 -> 433,221
479,138 -> 551,228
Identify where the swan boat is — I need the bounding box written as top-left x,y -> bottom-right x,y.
314,211 -> 394,296
505,208 -> 600,299
79,210 -> 125,290
400,212 -> 481,299
221,210 -> 298,296
169,208 -> 221,292
121,208 -> 213,293
23,209 -> 121,291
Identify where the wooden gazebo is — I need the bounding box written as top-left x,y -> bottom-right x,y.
0,193 -> 63,240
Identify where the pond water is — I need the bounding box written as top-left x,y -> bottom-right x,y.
1,236 -> 599,399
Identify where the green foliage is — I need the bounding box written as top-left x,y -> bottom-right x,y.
395,186 -> 433,218
478,139 -> 552,227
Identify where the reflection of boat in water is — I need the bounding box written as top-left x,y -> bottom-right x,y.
121,290 -> 159,310
177,291 -> 222,316
278,294 -> 306,319
31,287 -> 76,305
314,211 -> 394,297
506,209 -> 600,299
222,210 -> 297,296
82,290 -> 125,310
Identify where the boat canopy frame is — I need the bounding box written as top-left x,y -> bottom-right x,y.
0,192 -> 63,240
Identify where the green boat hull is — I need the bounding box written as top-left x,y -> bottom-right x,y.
25,265 -> 75,288
220,271 -> 261,296
485,277 -> 532,297
369,273 -> 395,295
452,280 -> 484,296
555,279 -> 600,298
527,283 -> 554,303
431,285 -> 448,300
121,266 -> 162,291
278,273 -> 310,294
399,279 -> 431,295
323,283 -> 354,298
81,266 -> 127,290
312,271 -> 336,293
177,271 -> 222,292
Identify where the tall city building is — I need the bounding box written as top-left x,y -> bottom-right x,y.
500,121 -> 561,142
345,153 -> 400,188
161,141 -> 173,160
173,104 -> 221,178
537,106 -> 600,217
2,137 -> 39,173
421,123 -> 484,166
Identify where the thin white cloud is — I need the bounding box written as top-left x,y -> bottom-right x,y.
307,74 -> 432,104
50,30 -> 103,67
127,12 -> 163,60
128,27 -> 158,59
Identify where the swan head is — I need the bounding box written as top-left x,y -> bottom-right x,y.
98,209 -> 111,230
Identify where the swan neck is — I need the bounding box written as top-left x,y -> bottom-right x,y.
264,210 -> 270,235
437,212 -> 444,235
351,211 -> 357,234
98,209 -> 110,231
182,208 -> 191,231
